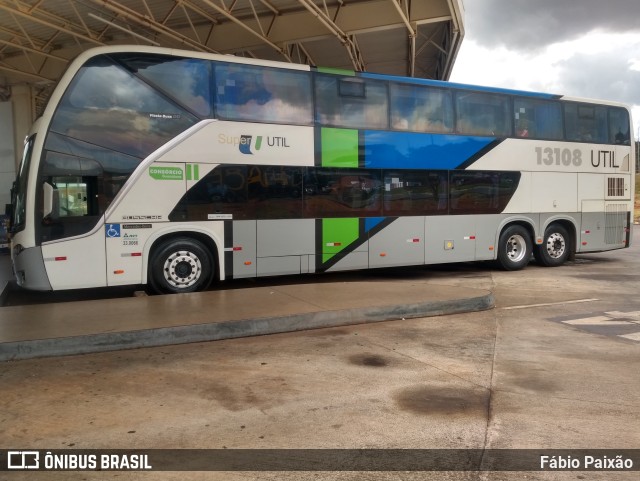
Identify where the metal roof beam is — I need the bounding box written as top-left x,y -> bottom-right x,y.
89,0 -> 219,53
297,0 -> 364,71
198,0 -> 291,61
0,1 -> 104,46
0,62 -> 54,83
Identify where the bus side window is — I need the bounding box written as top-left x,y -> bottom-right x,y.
608,107 -> 630,145
315,75 -> 389,130
513,98 -> 562,140
456,92 -> 511,137
389,84 -> 453,133
118,55 -> 212,117
213,63 -> 313,125
564,103 -> 607,143
383,171 -> 448,215
248,166 -> 303,219
303,168 -> 382,218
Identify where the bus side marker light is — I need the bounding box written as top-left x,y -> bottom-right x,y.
582,242 -> 588,246
114,269 -> 125,274
536,237 -> 543,245
326,242 -> 342,247
380,253 -> 387,257
407,238 -> 420,243
489,246 -> 494,251
464,236 -> 476,240
54,256 -> 67,261
244,261 -> 252,266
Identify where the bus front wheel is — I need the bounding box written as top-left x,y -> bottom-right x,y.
497,225 -> 532,271
534,224 -> 571,267
149,237 -> 214,294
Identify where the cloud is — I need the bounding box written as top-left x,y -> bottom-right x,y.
465,0 -> 640,51
453,3 -> 640,128
556,51 -> 640,107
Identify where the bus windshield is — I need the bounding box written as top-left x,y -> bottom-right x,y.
10,134 -> 35,233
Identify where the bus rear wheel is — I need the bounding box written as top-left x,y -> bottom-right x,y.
149,237 -> 214,294
497,225 -> 532,271
534,224 -> 571,267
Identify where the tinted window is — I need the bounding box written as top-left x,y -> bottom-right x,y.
315,75 -> 388,129
383,170 -> 448,215
170,165 -> 304,221
214,63 -> 312,125
304,168 -> 382,217
248,166 -> 303,219
450,171 -> 520,214
50,56 -> 198,159
513,98 -> 563,140
116,54 -> 212,117
170,165 -> 250,222
456,92 -> 511,137
608,107 -> 630,145
564,103 -> 607,143
390,84 -> 453,133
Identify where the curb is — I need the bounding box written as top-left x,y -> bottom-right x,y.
0,291 -> 494,361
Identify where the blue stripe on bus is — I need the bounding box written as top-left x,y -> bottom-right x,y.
357,72 -> 560,100
365,217 -> 386,233
363,131 -> 497,170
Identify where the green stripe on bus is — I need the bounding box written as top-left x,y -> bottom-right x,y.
317,67 -> 355,76
322,218 -> 359,264
186,164 -> 200,181
321,128 -> 359,167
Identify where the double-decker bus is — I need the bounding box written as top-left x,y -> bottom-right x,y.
8,46 -> 634,293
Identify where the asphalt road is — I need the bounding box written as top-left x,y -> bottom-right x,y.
1,228 -> 639,480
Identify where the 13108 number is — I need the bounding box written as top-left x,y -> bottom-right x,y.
535,147 -> 582,166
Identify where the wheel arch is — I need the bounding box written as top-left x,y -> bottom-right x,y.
496,218 -> 536,256
142,226 -> 222,285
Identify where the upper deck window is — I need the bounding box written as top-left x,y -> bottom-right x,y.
456,91 -> 511,137
564,103 -> 607,143
315,75 -> 389,130
608,107 -> 630,145
390,83 -> 453,133
50,55 -> 198,159
513,98 -> 563,140
115,54 -> 212,117
214,63 -> 312,125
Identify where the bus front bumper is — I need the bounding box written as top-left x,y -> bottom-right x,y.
11,244 -> 52,291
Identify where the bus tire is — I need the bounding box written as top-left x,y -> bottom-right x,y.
497,225 -> 532,271
534,224 -> 571,267
149,237 -> 214,294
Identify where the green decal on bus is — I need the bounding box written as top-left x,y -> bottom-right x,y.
322,218 -> 359,263
321,128 -> 359,167
149,167 -> 183,181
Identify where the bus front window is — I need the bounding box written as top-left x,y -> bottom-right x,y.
10,134 -> 35,233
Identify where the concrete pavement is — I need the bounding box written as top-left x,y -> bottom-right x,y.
0,254 -> 493,360
1,230 -> 639,481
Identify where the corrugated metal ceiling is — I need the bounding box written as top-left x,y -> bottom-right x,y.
0,0 -> 464,112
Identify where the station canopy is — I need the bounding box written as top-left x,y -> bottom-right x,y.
0,0 -> 464,112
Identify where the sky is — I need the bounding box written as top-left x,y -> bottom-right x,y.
449,0 -> 640,134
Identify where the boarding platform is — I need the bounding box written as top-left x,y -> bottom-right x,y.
0,254 -> 493,361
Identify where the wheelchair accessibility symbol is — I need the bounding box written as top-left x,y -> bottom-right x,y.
106,224 -> 121,238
